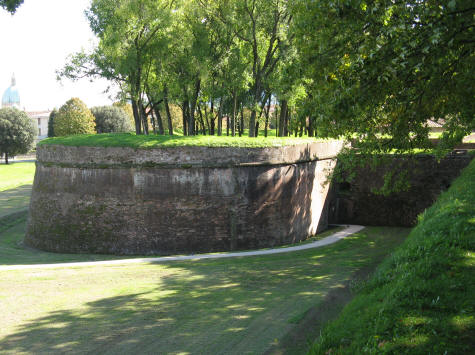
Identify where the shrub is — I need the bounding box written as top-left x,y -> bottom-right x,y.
91,105 -> 133,133
54,98 -> 95,136
47,108 -> 57,137
0,107 -> 37,164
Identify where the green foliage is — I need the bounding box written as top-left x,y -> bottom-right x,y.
47,108 -> 57,137
0,107 -> 37,164
292,0 -> 474,153
53,98 -> 96,136
91,105 -> 133,133
39,132 -> 320,149
0,0 -> 23,13
0,161 -> 35,191
309,158 -> 475,354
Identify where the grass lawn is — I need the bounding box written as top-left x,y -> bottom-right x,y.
0,162 -> 35,192
38,132 -> 322,149
309,158 -> 475,354
0,223 -> 409,354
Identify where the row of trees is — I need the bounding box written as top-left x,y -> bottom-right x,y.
58,0 -> 473,151
47,98 -> 134,137
60,0 -> 302,138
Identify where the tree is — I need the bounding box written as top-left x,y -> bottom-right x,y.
0,0 -> 23,13
292,0 -> 475,153
54,98 -> 96,136
0,107 -> 37,164
47,108 -> 57,137
91,105 -> 133,133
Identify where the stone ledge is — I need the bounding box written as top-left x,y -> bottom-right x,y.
37,140 -> 344,168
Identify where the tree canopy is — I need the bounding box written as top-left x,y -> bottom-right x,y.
91,105 -> 133,133
54,98 -> 96,136
0,107 -> 37,164
292,0 -> 474,154
59,0 -> 474,150
0,0 -> 23,13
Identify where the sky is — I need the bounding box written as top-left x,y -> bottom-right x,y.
0,0 -> 117,111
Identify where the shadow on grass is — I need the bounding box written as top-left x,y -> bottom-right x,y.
0,185 -> 32,218
0,228 -> 409,354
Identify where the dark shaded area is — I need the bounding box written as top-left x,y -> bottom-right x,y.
329,154 -> 473,227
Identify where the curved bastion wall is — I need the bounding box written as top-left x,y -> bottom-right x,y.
25,141 -> 343,255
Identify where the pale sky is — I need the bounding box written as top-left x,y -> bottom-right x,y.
0,0 -> 117,111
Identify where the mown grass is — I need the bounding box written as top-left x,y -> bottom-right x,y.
0,162 -> 35,191
38,132 -> 322,149
0,185 -> 32,219
0,226 -> 409,354
309,159 -> 475,354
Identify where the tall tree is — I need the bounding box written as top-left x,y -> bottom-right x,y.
0,107 -> 37,164
293,0 -> 475,153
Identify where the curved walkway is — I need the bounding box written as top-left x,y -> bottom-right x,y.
0,224 -> 365,271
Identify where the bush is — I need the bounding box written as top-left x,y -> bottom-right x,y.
0,107 -> 37,164
54,98 -> 95,136
47,108 -> 57,137
91,106 -> 133,133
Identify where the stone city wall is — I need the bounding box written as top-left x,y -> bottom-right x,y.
329,153 -> 473,227
25,141 -> 343,255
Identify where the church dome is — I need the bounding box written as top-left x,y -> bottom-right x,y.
2,74 -> 20,108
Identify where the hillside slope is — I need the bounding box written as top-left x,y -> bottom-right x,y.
310,158 -> 475,354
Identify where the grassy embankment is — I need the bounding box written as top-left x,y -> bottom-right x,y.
38,132 -> 321,149
309,159 -> 475,354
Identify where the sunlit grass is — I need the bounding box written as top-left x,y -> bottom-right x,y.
0,226 -> 409,354
38,132 -> 325,149
0,162 -> 35,191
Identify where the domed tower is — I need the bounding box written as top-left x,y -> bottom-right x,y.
2,74 -> 21,109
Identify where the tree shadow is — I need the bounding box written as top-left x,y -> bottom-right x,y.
0,229 -> 405,354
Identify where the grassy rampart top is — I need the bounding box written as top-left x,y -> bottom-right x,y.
38,133 -> 323,149
309,158 -> 475,353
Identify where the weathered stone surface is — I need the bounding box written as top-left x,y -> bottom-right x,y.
329,153 -> 473,227
25,142 -> 342,255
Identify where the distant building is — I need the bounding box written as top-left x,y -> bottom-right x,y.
1,74 -> 51,140
1,74 -> 20,109
27,111 -> 50,140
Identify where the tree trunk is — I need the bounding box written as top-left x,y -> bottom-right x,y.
140,103 -> 149,135
308,116 -> 315,137
278,100 -> 288,137
188,78 -> 201,136
164,87 -> 173,135
203,102 -> 210,135
153,104 -> 165,135
150,110 -> 157,134
264,95 -> 271,138
131,99 -> 142,135
239,104 -> 244,137
231,91 -> 237,137
5,152 -> 8,164
182,99 -> 189,136
217,98 -> 223,136
210,99 -> 215,135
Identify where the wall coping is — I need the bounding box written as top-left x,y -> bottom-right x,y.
36,140 -> 344,168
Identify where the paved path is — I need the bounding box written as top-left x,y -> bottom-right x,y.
0,224 -> 365,271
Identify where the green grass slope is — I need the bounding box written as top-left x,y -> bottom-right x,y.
309,159 -> 475,354
38,133 -> 321,149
